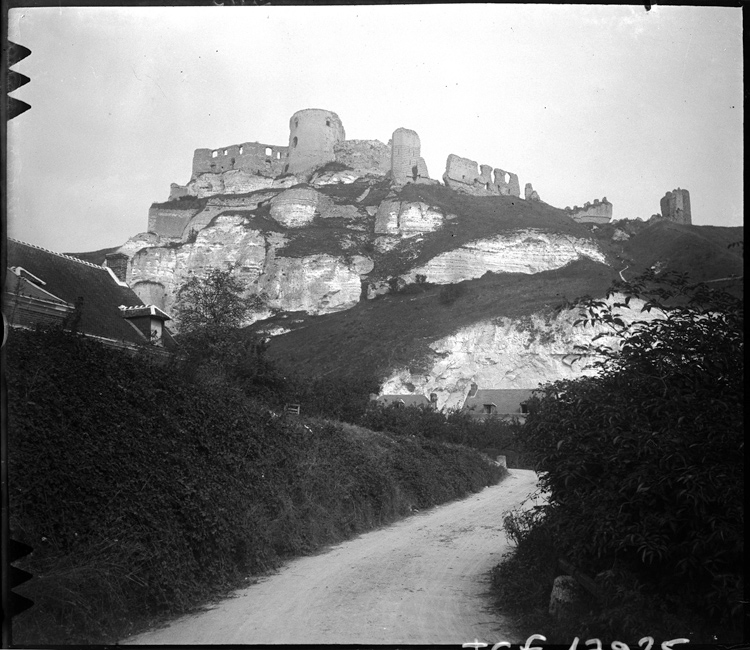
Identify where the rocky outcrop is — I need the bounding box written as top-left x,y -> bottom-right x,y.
374,199 -> 451,237
259,254 -> 366,315
565,197 -> 612,224
269,187 -> 333,227
401,230 -> 606,285
127,214 -> 373,324
184,171 -> 298,199
379,295 -> 662,409
181,191 -> 280,240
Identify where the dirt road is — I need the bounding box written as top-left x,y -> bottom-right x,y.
123,468 -> 539,645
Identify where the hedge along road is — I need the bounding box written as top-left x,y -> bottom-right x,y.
123,468 -> 539,645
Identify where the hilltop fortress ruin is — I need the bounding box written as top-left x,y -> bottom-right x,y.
150,108 -> 692,243
154,107 -> 617,238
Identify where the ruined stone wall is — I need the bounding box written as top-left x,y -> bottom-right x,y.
285,109 -> 346,175
192,142 -> 288,179
524,183 -> 541,202
565,197 -> 612,224
390,128 -> 430,184
148,205 -> 202,238
493,168 -> 521,197
660,188 -> 691,225
443,154 -> 520,197
334,139 -> 391,176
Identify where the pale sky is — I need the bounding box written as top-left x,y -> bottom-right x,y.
7,4 -> 743,253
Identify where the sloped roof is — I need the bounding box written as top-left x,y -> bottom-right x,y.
376,394 -> 431,407
463,388 -> 535,414
5,239 -> 157,345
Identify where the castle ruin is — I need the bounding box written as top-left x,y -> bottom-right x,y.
564,197 -> 612,224
442,154 -> 521,197
285,108 -> 346,175
390,127 -> 430,185
154,108 -> 542,240
659,188 -> 691,225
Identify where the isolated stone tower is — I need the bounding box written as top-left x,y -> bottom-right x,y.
660,188 -> 691,225
285,109 -> 346,175
390,127 -> 429,184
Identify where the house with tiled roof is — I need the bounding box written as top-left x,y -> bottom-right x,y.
375,393 -> 437,409
462,384 -> 534,421
3,239 -> 176,351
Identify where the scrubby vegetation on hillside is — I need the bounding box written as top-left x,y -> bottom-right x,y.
493,270 -> 744,642
7,327 -> 505,645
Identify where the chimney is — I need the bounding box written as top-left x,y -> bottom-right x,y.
105,253 -> 129,283
469,382 -> 478,398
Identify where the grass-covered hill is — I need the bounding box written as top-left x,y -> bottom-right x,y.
7,328 -> 505,645
261,257 -> 617,382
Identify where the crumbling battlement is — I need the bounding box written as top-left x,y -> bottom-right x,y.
192,142 -> 288,179
334,139 -> 391,176
564,197 -> 612,224
659,188 -> 691,225
442,154 -> 521,197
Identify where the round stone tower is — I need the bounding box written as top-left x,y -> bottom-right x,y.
285,109 -> 345,175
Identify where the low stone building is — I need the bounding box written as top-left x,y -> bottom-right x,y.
462,384 -> 534,420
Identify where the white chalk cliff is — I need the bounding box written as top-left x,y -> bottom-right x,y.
379,296 -> 662,410
401,230 -> 606,284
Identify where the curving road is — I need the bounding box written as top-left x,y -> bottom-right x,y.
123,469 -> 539,645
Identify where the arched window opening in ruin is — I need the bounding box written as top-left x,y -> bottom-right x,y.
265,147 -> 272,156
295,118 -> 299,128
230,158 -> 235,168
292,136 -> 298,148
276,152 -> 281,159
239,146 -> 244,154
486,183 -> 490,190
284,164 -> 289,173
224,149 -> 228,156
212,151 -> 218,158
505,172 -> 510,184
326,119 -> 331,127
412,165 -> 418,181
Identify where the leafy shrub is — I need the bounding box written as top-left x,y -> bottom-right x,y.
500,271 -> 744,641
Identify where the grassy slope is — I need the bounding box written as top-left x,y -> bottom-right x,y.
263,258 -> 618,381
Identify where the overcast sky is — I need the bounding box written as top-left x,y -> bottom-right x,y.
7,4 -> 743,253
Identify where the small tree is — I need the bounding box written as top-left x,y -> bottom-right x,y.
173,267 -> 250,333
172,268 -> 283,400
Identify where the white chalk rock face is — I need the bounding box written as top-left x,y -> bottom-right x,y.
379,296 -> 661,410
221,170 -> 277,195
402,230 -> 606,284
310,170 -> 362,186
129,215 -> 280,316
259,254 -> 363,315
374,200 -> 447,237
270,187 -> 332,227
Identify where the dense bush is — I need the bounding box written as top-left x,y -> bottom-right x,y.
7,328 -> 504,644
502,271 -> 743,641
358,403 -> 531,467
